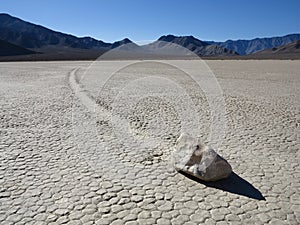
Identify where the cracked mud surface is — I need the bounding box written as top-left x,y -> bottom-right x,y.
0,60 -> 299,224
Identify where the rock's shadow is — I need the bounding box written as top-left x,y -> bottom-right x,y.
179,171 -> 265,200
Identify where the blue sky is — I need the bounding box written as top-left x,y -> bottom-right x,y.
1,0 -> 299,43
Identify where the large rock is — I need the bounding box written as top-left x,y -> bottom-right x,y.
174,133 -> 232,181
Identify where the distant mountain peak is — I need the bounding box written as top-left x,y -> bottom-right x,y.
158,34 -> 210,48
148,34 -> 237,56
111,38 -> 135,48
158,34 -> 176,41
159,34 -> 202,42
121,38 -> 132,42
0,13 -> 15,18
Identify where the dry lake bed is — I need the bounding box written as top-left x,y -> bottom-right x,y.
0,60 -> 299,225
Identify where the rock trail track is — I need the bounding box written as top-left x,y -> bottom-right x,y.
0,60 -> 299,225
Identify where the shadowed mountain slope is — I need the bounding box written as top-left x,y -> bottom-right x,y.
147,35 -> 238,56
0,39 -> 36,56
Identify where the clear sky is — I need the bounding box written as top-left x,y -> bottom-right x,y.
1,0 -> 299,43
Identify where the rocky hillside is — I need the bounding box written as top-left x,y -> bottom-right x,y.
210,34 -> 300,55
0,39 -> 36,56
147,35 -> 238,56
250,40 -> 300,59
0,13 -> 134,60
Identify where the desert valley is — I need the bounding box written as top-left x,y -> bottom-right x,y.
0,9 -> 299,225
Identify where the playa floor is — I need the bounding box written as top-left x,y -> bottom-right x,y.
0,60 -> 299,225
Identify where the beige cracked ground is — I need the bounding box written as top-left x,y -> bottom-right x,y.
0,60 -> 299,225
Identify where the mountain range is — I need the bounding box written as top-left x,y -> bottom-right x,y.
0,13 -> 299,60
149,35 -> 237,56
208,34 -> 300,55
250,40 -> 300,59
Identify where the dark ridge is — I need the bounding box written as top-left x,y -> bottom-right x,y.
0,39 -> 36,56
154,34 -> 238,56
111,38 -> 133,48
